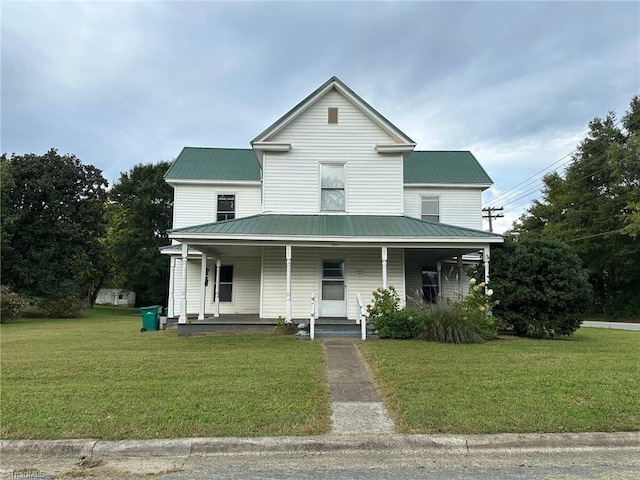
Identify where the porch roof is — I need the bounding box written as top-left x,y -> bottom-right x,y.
169,214 -> 503,243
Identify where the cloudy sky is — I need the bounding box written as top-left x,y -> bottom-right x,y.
2,1 -> 638,233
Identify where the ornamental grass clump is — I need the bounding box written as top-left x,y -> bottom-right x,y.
418,279 -> 497,344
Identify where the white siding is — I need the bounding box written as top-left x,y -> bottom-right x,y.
173,256 -> 261,316
210,256 -> 261,314
261,246 -> 404,320
172,184 -> 261,229
403,187 -> 484,230
264,90 -> 404,215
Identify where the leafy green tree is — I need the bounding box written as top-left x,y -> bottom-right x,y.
514,97 -> 640,317
490,236 -> 592,338
0,149 -> 108,301
109,162 -> 173,306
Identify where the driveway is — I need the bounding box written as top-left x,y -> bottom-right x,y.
582,321 -> 640,331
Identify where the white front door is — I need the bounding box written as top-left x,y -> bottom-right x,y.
321,260 -> 346,317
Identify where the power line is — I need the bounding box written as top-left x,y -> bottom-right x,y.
484,116 -> 633,210
564,227 -> 628,242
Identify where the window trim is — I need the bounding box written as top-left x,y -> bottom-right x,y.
319,163 -> 347,212
216,193 -> 236,222
420,195 -> 440,222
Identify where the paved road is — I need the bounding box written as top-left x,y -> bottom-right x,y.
3,447 -> 639,479
582,321 -> 640,331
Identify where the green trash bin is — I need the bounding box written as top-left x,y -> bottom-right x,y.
140,306 -> 160,331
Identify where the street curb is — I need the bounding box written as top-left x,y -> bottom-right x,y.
2,432 -> 639,457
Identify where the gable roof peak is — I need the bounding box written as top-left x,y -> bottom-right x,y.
251,76 -> 415,146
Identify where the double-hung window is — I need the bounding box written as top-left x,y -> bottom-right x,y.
421,196 -> 439,222
217,194 -> 235,221
321,164 -> 345,212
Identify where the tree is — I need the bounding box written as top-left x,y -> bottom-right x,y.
490,236 -> 592,338
0,149 -> 109,300
514,97 -> 640,317
109,162 -> 173,306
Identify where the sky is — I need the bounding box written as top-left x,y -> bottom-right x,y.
2,1 -> 639,233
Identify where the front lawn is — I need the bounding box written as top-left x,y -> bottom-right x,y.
0,307 -> 330,439
360,329 -> 640,434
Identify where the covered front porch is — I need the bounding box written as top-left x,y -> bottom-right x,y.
163,214 -> 503,337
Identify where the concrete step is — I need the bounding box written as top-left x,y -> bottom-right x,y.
313,322 -> 363,339
314,330 -> 362,339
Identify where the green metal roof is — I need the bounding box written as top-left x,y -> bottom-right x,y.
164,147 -> 261,181
251,76 -> 415,145
170,214 -> 501,240
404,151 -> 493,185
164,147 -> 492,185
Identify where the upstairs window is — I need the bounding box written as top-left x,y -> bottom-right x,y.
321,164 -> 345,211
421,196 -> 439,222
217,194 -> 235,221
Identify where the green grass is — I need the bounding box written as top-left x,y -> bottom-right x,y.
0,307 -> 330,439
360,329 -> 640,434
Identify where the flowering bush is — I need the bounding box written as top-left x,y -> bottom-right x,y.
366,286 -> 401,324
367,286 -> 421,339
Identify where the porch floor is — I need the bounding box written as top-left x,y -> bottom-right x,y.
170,314 -> 354,336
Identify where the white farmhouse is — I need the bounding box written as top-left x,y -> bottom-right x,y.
162,77 -> 503,335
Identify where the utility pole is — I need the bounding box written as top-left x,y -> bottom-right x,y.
482,207 -> 504,233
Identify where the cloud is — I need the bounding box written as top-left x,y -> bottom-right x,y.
1,0 -> 638,201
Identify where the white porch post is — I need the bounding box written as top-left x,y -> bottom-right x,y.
437,261 -> 442,301
214,259 -> 221,318
179,244 -> 188,324
483,247 -> 490,286
381,246 -> 388,289
285,245 -> 292,323
168,256 -> 176,317
198,253 -> 207,320
457,256 -> 463,295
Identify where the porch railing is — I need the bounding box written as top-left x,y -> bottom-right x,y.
356,293 -> 367,341
310,293 -> 316,340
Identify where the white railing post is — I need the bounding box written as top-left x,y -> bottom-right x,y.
310,293 -> 316,340
356,292 -> 367,341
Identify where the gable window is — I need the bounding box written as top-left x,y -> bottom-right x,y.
328,107 -> 338,124
217,194 -> 235,221
321,164 -> 345,211
213,265 -> 233,302
421,196 -> 439,222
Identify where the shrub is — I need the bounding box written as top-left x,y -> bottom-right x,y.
376,308 -> 422,339
0,285 -> 27,322
367,286 -> 420,339
38,295 -> 85,318
490,236 -> 592,338
274,315 -> 297,335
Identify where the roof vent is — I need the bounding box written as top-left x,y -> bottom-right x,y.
328,107 -> 338,124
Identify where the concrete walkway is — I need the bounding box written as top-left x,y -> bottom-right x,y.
321,338 -> 394,434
